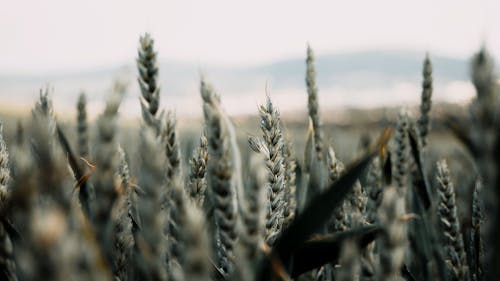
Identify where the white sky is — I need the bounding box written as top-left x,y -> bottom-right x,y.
1,0 -> 500,74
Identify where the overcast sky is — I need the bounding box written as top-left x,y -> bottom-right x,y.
1,0 -> 499,74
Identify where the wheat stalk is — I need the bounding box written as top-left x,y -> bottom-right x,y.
201,79 -> 238,275
134,127 -> 168,281
92,83 -> 124,237
471,179 -> 484,281
111,147 -> 135,281
166,177 -> 190,281
337,239 -> 361,281
377,186 -> 407,281
182,203 -> 211,281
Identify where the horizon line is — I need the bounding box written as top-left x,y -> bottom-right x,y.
0,47 -> 480,78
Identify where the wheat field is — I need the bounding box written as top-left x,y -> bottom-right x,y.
0,33 -> 498,281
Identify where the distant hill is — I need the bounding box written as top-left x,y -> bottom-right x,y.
158,50 -> 470,95
0,50 -> 477,117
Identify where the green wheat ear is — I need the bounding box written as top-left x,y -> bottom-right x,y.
257,95 -> 286,246
200,79 -> 238,276
436,159 -> 468,281
161,110 -> 182,210
137,33 -> 162,133
111,146 -> 135,281
306,45 -> 324,158
0,124 -> 11,207
418,54 -> 433,148
471,179 -> 484,281
0,123 -> 17,281
135,126 -> 168,281
366,157 -> 383,224
92,82 -> 125,253
326,146 -> 349,233
188,131 -> 208,208
77,92 -> 89,158
393,109 -> 410,191
182,202 -> 211,281
282,134 -> 297,228
166,177 -> 190,281
377,186 -> 407,281
240,153 -> 266,260
471,46 -> 496,106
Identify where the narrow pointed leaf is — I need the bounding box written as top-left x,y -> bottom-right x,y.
56,124 -> 93,218
383,151 -> 392,186
290,225 -> 382,277
401,264 -> 417,281
56,124 -> 83,179
1,218 -> 21,242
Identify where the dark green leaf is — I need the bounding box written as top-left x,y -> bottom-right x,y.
2,218 -> 21,242
407,185 -> 432,280
290,225 -> 382,277
305,153 -> 324,207
272,149 -> 376,268
56,124 -> 83,180
383,151 -> 392,186
56,124 -> 93,219
271,128 -> 391,272
401,264 -> 417,281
